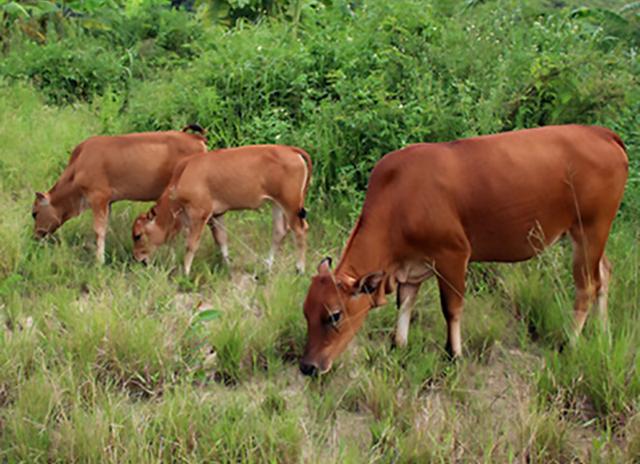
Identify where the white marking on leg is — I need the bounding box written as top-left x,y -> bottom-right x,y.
595,258 -> 610,329
94,217 -> 107,264
221,243 -> 230,264
268,204 -> 287,271
265,250 -> 274,271
572,287 -> 593,338
292,227 -> 305,274
184,251 -> 195,276
596,290 -> 608,329
449,315 -> 462,357
96,235 -> 105,264
395,303 -> 412,347
210,216 -> 230,266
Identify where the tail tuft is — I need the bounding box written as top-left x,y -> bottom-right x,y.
297,207 -> 307,220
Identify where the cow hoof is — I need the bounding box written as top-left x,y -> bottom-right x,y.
558,339 -> 571,354
444,344 -> 462,362
392,336 -> 408,350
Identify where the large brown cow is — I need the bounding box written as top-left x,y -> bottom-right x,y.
131,144 -> 311,275
300,125 -> 628,376
32,125 -> 208,263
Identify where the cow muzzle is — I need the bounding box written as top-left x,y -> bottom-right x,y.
299,361 -> 319,377
299,357 -> 332,377
34,228 -> 51,240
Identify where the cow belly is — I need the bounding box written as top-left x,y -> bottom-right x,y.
110,178 -> 167,202
468,219 -> 568,263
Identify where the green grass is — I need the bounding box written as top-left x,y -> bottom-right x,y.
1,81 -> 638,463
1,0 -> 639,460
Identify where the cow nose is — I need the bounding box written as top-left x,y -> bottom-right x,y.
299,361 -> 318,377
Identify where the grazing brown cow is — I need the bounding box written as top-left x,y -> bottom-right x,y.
300,125 -> 628,376
32,125 -> 208,263
131,144 -> 311,275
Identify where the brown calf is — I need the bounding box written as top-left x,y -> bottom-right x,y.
300,125 -> 628,376
131,145 -> 311,275
32,126 -> 208,263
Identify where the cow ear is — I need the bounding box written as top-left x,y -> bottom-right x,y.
355,271 -> 384,295
317,257 -> 332,274
35,192 -> 49,206
353,271 -> 388,307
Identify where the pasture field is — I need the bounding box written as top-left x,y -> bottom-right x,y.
0,0 -> 639,462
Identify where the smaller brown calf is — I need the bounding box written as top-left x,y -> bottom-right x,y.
131,145 -> 311,275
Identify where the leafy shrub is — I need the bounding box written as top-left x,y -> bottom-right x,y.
0,36 -> 126,104
120,0 -> 638,203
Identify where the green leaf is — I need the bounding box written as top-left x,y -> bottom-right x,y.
192,308 -> 222,323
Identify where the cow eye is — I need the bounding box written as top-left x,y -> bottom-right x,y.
133,233 -> 142,241
325,311 -> 342,327
31,211 -> 37,219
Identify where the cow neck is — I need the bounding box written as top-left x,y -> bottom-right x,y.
335,215 -> 391,284
48,169 -> 85,222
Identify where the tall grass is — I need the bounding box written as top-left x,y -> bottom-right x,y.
0,0 -> 638,461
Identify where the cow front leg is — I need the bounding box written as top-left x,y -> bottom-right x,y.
394,282 -> 421,348
88,194 -> 110,264
435,252 -> 469,359
288,212 -> 307,274
184,214 -> 207,276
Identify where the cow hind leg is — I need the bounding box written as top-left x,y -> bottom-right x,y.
569,223 -> 609,337
595,254 -> 611,329
284,209 -> 306,274
266,204 -> 288,271
276,167 -> 308,274
394,282 -> 421,348
208,215 -> 230,266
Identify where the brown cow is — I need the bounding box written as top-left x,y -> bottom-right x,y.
131,144 -> 311,275
300,125 -> 628,376
32,125 -> 208,263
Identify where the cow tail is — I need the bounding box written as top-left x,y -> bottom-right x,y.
295,148 -> 312,225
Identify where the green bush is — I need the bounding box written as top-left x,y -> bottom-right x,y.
0,36 -> 126,104
0,0 -> 637,206
118,0 -> 638,205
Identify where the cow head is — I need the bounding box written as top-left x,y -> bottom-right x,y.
32,192 -> 62,238
131,207 -> 166,264
300,257 -> 387,376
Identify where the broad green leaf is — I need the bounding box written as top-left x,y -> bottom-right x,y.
192,308 -> 222,323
